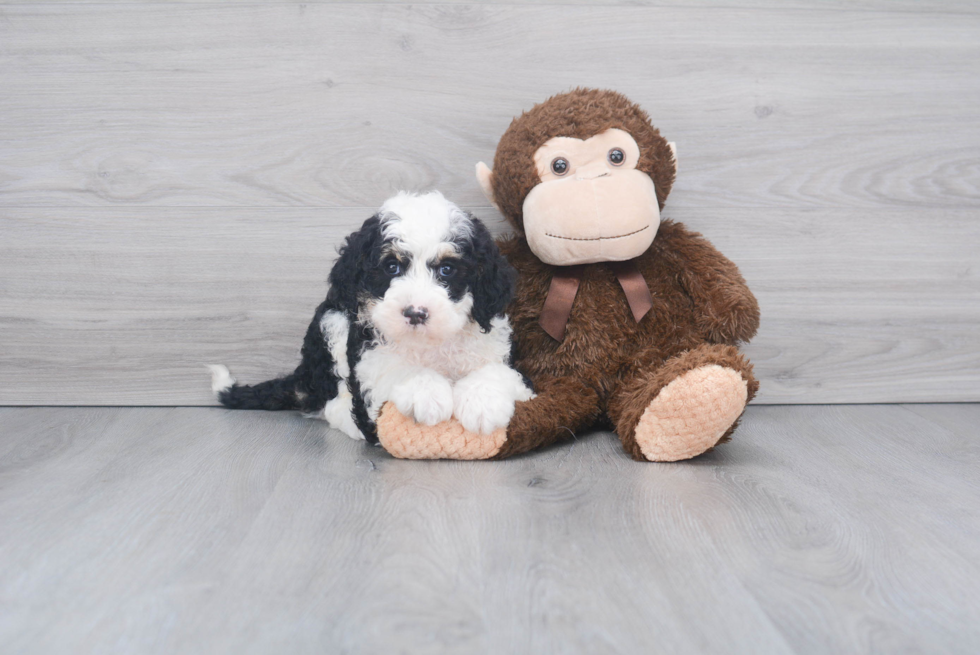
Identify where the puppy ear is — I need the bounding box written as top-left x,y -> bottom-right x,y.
327,214 -> 384,314
466,216 -> 515,332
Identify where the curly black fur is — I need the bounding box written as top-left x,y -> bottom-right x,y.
460,215 -> 517,332
325,214 -> 388,315
346,320 -> 379,444
217,217 -> 389,416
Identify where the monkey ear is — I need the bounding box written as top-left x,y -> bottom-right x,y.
475,162 -> 499,210
668,142 -> 678,174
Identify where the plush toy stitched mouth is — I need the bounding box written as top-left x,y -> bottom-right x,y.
544,225 -> 650,242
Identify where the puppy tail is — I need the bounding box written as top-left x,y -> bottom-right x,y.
208,365 -> 301,411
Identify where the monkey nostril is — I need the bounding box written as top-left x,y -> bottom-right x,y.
402,305 -> 429,326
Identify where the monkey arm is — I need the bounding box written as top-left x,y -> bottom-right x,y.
491,375 -> 603,459
373,374 -> 601,460
661,222 -> 760,345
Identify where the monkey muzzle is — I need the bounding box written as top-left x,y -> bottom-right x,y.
522,169 -> 661,266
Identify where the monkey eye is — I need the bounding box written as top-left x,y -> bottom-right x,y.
383,259 -> 402,277
608,148 -> 626,166
551,157 -> 570,176
436,263 -> 457,279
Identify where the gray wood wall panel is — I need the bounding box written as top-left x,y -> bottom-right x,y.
2,5 -> 979,211
6,0 -> 980,12
2,206 -> 977,405
1,3 -> 978,405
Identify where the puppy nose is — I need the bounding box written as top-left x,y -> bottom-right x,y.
402,305 -> 429,326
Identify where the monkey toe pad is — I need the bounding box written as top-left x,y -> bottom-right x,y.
634,365 -> 748,462
376,402 -> 506,460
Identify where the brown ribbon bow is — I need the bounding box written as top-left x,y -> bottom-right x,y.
539,259 -> 654,342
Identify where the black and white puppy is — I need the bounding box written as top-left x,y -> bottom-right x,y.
210,191 -> 533,444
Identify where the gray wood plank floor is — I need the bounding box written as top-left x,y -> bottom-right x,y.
1,405 -> 978,654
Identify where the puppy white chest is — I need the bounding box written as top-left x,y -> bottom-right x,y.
382,318 -> 511,379
354,316 -> 513,420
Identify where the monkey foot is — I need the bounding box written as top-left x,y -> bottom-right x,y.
634,365 -> 748,462
376,402 -> 506,460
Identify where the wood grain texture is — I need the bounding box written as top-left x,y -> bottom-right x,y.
5,0 -> 980,12
1,4 -> 978,211
1,2 -> 979,405
0,404 -> 978,653
2,206 -> 978,405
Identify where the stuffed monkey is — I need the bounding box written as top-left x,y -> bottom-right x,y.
377,88 -> 759,461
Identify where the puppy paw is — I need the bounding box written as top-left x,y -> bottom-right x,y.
391,370 -> 454,426
453,365 -> 533,434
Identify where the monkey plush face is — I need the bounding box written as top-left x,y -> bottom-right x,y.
477,88 -> 677,266
521,128 -> 659,265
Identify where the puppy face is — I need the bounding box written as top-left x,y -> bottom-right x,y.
328,191 -> 515,343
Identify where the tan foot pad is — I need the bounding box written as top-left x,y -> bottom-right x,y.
376,402 -> 506,460
634,365 -> 748,462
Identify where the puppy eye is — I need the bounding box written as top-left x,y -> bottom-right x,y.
608,148 -> 625,166
383,260 -> 402,276
551,157 -> 569,176
437,263 -> 457,278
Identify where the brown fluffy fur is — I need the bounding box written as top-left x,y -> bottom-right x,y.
489,89 -> 760,461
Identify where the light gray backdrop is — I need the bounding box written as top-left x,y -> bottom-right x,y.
2,1 -> 978,405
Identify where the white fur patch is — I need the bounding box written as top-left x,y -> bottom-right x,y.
390,368 -> 455,426
453,363 -> 535,434
354,315 -> 518,423
319,310 -> 350,378
322,388 -> 365,440
379,190 -> 471,256
208,365 -> 235,394
315,310 -> 364,439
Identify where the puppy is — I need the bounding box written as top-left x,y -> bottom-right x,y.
210,191 -> 533,444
